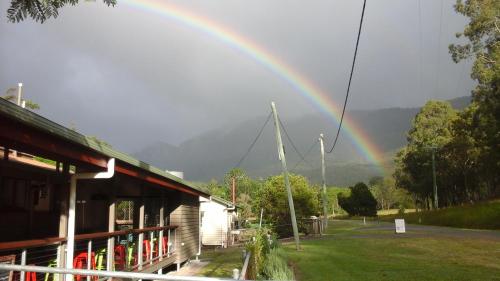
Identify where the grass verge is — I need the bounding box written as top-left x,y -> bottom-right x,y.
283,220 -> 500,281
379,199 -> 500,230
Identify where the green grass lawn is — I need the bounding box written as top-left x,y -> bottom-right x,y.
198,247 -> 244,278
284,220 -> 500,281
379,199 -> 500,230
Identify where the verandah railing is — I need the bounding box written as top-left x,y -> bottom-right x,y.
0,226 -> 177,281
0,264 -> 248,281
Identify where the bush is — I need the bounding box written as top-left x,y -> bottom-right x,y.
263,248 -> 294,281
246,229 -> 271,280
257,174 -> 320,237
246,229 -> 295,280
338,182 -> 377,217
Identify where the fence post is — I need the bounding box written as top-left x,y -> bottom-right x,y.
167,229 -> 171,257
159,229 -> 164,261
239,252 -> 251,280
138,201 -> 145,271
232,269 -> 239,279
87,240 -> 92,281
56,243 -> 64,281
20,249 -> 27,281
149,232 -> 154,265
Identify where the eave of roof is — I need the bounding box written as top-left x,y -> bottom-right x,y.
0,98 -> 210,197
209,196 -> 237,209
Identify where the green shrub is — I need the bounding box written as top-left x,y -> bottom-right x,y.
263,248 -> 294,281
339,182 -> 378,217
246,229 -> 295,280
246,229 -> 271,279
256,174 -> 320,238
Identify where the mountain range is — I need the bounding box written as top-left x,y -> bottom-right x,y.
133,96 -> 470,186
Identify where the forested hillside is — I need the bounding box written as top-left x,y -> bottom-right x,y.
134,97 -> 470,185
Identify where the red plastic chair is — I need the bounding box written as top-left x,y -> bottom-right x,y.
73,252 -> 96,281
142,240 -> 151,261
114,245 -> 126,270
133,239 -> 152,265
155,236 -> 168,256
26,264 -> 37,281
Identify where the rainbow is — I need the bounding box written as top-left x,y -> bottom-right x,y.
121,0 -> 386,173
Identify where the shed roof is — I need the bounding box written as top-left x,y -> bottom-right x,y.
201,195 -> 237,209
0,98 -> 209,197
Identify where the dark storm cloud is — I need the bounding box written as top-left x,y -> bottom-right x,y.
0,0 -> 473,152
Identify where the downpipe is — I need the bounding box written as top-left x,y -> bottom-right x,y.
66,158 -> 115,281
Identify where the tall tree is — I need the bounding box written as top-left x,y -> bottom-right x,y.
3,87 -> 40,110
7,0 -> 116,23
205,179 -> 229,201
370,177 -> 398,210
224,168 -> 259,198
449,0 -> 500,195
440,104 -> 483,204
256,174 -> 319,237
338,182 -> 377,217
394,101 -> 458,208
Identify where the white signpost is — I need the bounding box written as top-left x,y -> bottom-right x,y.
395,219 -> 406,234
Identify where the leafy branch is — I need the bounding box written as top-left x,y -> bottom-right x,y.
7,0 -> 116,23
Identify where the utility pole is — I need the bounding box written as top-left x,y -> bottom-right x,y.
232,177 -> 236,205
259,208 -> 264,229
319,134 -> 328,228
430,146 -> 438,209
270,102 -> 300,250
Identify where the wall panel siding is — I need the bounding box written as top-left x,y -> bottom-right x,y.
170,194 -> 200,263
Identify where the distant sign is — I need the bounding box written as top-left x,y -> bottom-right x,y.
395,219 -> 406,234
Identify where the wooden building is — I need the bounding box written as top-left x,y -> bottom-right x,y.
0,98 -> 210,279
199,196 -> 237,248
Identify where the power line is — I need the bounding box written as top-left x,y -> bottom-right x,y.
234,112 -> 272,168
453,59 -> 469,97
327,0 -> 367,153
278,116 -> 313,169
434,0 -> 444,99
417,0 -> 423,96
291,139 -> 319,172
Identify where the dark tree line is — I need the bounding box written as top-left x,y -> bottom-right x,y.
338,182 -> 377,217
395,0 -> 499,208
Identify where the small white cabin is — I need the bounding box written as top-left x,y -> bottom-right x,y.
199,196 -> 238,248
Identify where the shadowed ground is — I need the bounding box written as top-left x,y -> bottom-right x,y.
197,247 -> 244,278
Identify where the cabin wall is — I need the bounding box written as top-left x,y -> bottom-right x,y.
200,201 -> 229,247
170,193 -> 200,263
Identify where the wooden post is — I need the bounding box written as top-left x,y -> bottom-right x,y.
107,192 -> 116,273
319,134 -> 328,228
57,179 -> 69,281
138,198 -> 145,270
65,175 -> 77,281
158,196 -> 164,274
271,102 -> 300,250
232,177 -> 236,205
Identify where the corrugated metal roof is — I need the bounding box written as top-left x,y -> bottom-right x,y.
0,98 -> 209,196
209,196 -> 237,208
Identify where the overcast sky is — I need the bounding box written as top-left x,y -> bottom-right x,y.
0,0 -> 474,152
